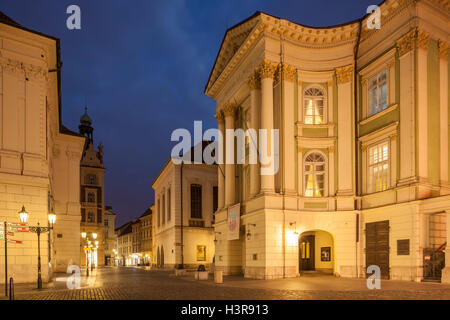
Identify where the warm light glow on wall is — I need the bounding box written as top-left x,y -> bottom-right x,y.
286,230 -> 299,246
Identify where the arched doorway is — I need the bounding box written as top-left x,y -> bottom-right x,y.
161,246 -> 165,268
299,230 -> 334,274
157,247 -> 160,268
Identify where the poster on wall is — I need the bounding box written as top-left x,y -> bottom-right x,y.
321,247 -> 331,261
227,203 -> 240,240
196,245 -> 206,261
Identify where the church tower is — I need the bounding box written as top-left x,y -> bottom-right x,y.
79,107 -> 106,267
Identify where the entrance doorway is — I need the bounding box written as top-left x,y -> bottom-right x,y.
365,220 -> 389,279
299,235 -> 315,271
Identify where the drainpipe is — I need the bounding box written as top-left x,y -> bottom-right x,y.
354,19 -> 363,278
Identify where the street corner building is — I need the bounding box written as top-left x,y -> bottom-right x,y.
205,0 -> 450,281
152,142 -> 218,269
0,12 -> 85,282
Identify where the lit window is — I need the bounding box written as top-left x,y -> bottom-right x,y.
304,87 -> 324,125
368,142 -> 389,193
87,211 -> 95,223
304,152 -> 325,197
368,70 -> 387,116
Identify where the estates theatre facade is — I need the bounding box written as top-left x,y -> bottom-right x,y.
206,0 -> 450,282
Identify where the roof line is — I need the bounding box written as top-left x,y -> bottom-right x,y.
204,0 -> 387,93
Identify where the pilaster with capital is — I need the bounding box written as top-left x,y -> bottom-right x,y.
258,60 -> 277,192
215,111 -> 225,209
247,71 -> 261,197
222,102 -> 237,206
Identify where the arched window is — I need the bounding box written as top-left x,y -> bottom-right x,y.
304,87 -> 325,124
87,192 -> 96,203
304,152 -> 326,197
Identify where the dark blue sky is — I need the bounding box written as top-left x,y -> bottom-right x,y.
1,0 -> 375,226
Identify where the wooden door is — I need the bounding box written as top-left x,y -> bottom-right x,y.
366,221 -> 389,279
299,235 -> 315,271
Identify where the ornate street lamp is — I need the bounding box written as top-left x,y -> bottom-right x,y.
20,206 -> 56,289
81,232 -> 98,275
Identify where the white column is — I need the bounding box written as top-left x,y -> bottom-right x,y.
328,146 -> 335,196
327,80 -> 334,135
390,134 -> 397,188
439,41 -> 449,184
397,30 -> 416,183
259,60 -> 277,193
216,112 -> 225,209
336,65 -> 353,194
223,102 -> 236,206
282,64 -> 296,194
247,72 -> 261,197
416,31 -> 429,180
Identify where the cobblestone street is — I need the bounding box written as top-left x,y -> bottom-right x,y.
5,267 -> 450,300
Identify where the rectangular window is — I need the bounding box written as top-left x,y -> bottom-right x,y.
213,186 -> 218,213
167,188 -> 171,221
190,184 -> 202,219
368,70 -> 387,116
162,194 -> 165,225
368,141 -> 389,193
157,198 -> 160,227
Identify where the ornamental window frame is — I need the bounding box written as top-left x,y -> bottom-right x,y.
303,150 -> 328,198
303,85 -> 328,125
367,140 -> 390,194
359,48 -> 396,121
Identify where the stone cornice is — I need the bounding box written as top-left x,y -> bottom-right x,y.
258,59 -> 278,79
222,102 -> 238,117
336,65 -> 353,84
246,70 -> 261,90
439,40 -> 449,60
0,57 -> 48,80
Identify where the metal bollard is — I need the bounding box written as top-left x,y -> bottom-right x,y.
9,277 -> 14,300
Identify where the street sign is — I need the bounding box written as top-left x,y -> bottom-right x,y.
7,239 -> 23,244
9,223 -> 29,233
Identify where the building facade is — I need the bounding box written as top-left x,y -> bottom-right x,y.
104,206 -> 117,265
116,222 -> 132,266
140,207 -> 153,265
152,146 -> 218,269
79,109 -> 106,268
206,0 -> 450,282
0,12 -> 85,282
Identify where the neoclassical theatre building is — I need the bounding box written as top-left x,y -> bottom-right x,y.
206,0 -> 450,282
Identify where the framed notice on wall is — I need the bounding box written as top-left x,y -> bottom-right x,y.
227,203 -> 240,240
321,247 -> 331,261
197,245 -> 206,261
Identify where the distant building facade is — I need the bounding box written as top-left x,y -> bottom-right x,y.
79,108 -> 106,268
0,12 -> 85,282
140,207 -> 153,265
116,222 -> 132,266
104,206 -> 117,265
152,143 -> 218,269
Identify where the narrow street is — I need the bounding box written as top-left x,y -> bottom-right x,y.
6,267 -> 450,300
